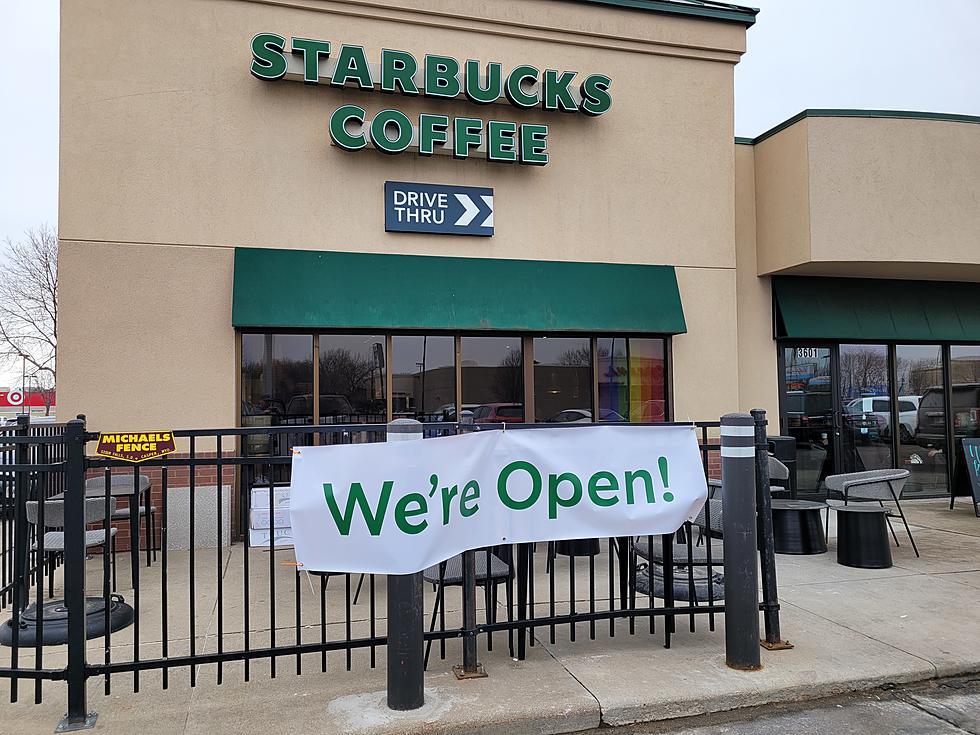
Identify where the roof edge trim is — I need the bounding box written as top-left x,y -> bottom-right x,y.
737,109 -> 980,146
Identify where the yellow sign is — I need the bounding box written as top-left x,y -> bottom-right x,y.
96,431 -> 177,463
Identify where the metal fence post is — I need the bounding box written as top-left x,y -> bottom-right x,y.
385,420 -> 424,711
720,413 -> 761,671
752,409 -> 792,651
8,414 -> 30,703
59,418 -> 96,731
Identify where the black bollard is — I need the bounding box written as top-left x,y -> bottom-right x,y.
385,420 -> 425,710
720,413 -> 762,671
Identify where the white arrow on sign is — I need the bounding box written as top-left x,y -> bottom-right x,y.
454,194 -> 480,227
480,195 -> 494,228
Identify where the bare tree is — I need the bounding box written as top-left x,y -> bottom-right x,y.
0,226 -> 58,395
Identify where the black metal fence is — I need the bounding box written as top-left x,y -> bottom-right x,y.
0,413 -> 782,730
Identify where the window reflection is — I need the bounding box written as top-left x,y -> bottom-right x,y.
596,338 -> 666,422
391,335 -> 456,422
318,335 -> 387,424
241,334 -> 314,423
534,337 -> 592,422
461,337 -> 524,423
950,346 -> 980,499
838,344 -> 892,474
240,333 -> 314,464
896,345 -> 946,497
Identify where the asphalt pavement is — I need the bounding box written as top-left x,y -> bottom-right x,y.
611,676 -> 980,734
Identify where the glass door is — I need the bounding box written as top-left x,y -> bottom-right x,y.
781,345 -> 835,495
896,345 -> 948,497
837,344 -> 893,475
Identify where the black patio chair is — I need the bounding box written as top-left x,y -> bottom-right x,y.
423,549 -> 512,667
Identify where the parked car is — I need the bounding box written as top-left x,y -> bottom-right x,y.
916,383 -> 980,450
846,396 -> 920,443
471,403 -> 524,424
545,408 -> 628,423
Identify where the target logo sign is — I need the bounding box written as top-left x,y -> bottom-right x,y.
6,388 -> 24,406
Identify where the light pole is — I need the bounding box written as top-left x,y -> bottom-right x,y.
18,352 -> 27,416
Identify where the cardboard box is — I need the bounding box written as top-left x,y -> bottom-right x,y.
250,486 -> 291,510
249,508 -> 292,531
248,527 -> 294,548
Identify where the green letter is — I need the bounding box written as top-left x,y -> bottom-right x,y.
519,124 -> 549,166
419,114 -> 450,156
329,105 -> 366,151
487,120 -> 517,163
331,44 -> 373,89
465,60 -> 502,104
579,74 -> 613,116
453,117 -> 483,159
543,69 -> 578,112
371,109 -> 414,155
250,33 -> 287,81
460,480 -> 480,518
394,492 -> 428,535
548,472 -> 583,520
380,49 -> 419,95
424,54 -> 461,98
505,65 -> 540,108
588,471 -> 619,507
498,461 -> 541,510
322,481 -> 393,536
290,37 -> 331,84
624,470 -> 655,505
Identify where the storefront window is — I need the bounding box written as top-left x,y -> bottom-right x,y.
318,334 -> 387,424
461,336 -> 524,423
240,333 -> 314,463
597,337 -> 666,422
838,344 -> 892,474
533,337 -> 592,423
391,335 -> 456,421
241,334 -> 314,423
950,345 -> 980,497
896,345 -> 947,497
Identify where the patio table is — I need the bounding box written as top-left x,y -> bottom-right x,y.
52,474 -> 152,589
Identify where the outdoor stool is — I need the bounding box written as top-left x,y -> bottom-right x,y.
423,551 -> 512,667
771,499 -> 828,554
833,506 -> 893,569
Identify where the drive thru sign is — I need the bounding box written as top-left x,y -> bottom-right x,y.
385,181 -> 494,236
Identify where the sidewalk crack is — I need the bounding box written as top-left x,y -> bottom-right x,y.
535,636 -> 605,725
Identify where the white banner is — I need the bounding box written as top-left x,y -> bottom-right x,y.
289,425 -> 707,575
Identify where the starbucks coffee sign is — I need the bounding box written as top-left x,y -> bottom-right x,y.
250,34 -> 613,166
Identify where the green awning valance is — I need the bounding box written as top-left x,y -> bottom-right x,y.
233,248 -> 687,334
773,276 -> 980,342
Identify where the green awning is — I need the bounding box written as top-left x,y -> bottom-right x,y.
773,276 -> 980,342
233,248 -> 687,334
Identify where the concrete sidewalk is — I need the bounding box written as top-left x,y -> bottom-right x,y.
3,498 -> 980,734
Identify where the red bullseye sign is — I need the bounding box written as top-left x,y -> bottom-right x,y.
6,388 -> 24,406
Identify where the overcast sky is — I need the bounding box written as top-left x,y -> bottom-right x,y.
0,0 -> 979,387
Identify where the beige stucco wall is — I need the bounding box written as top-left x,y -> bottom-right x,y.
60,0 -> 738,269
734,144 -> 779,418
57,241 -> 237,431
753,118 -> 811,275
59,0 -> 746,429
672,267 -> 740,421
807,116 -> 980,272
754,115 -> 980,279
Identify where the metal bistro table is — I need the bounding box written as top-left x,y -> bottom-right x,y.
54,474 -> 152,589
